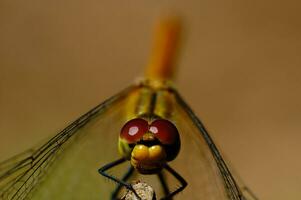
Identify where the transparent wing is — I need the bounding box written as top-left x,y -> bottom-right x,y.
0,86 -> 135,200
171,90 -> 256,200
228,164 -> 259,200
0,150 -> 35,179
241,187 -> 259,200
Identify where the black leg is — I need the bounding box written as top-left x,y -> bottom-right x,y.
98,158 -> 141,200
111,166 -> 135,200
157,172 -> 171,199
160,164 -> 187,200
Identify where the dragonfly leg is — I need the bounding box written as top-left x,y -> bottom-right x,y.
160,164 -> 187,200
111,166 -> 135,200
98,158 -> 141,200
157,171 -> 171,199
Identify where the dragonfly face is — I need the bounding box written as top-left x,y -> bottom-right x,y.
118,117 -> 180,174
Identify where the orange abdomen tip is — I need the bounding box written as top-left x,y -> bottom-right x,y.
146,17 -> 182,81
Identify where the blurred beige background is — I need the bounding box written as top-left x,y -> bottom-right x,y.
0,1 -> 300,200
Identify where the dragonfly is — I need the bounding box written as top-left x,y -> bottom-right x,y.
0,18 -> 258,200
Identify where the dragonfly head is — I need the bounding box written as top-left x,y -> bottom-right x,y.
118,118 -> 180,174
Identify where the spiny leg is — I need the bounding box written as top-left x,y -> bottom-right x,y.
98,158 -> 141,200
160,164 -> 187,200
157,171 -> 171,199
111,166 -> 135,200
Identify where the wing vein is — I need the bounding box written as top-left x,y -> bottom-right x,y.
0,86 -> 135,200
173,90 -> 243,200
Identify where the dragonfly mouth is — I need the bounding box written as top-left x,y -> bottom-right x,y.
130,144 -> 166,174
131,158 -> 164,174
137,138 -> 160,147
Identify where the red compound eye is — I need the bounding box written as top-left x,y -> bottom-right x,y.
120,118 -> 148,143
149,119 -> 179,144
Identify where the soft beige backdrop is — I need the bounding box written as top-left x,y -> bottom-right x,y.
0,1 -> 300,200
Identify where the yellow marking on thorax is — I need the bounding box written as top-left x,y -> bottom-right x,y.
125,80 -> 176,120
125,86 -> 154,120
153,90 -> 174,119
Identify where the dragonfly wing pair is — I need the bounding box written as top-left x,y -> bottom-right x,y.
0,84 -> 255,200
